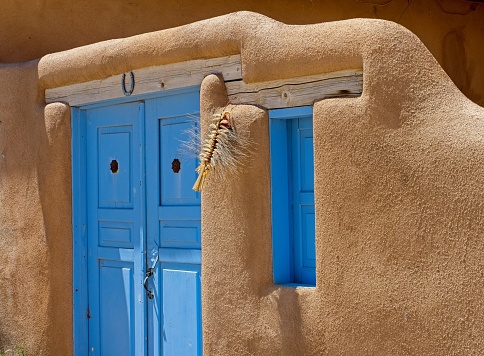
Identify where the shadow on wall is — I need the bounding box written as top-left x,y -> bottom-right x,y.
0,61 -> 72,355
0,10 -> 482,356
194,13 -> 483,356
37,103 -> 72,355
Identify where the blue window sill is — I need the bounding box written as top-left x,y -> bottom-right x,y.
278,283 -> 316,289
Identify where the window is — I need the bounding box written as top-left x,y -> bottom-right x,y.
270,106 -> 315,286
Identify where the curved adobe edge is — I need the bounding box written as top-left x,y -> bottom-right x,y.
38,12 -> 481,121
34,10 -> 484,356
195,16 -> 484,355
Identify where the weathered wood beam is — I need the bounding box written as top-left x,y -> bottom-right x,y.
45,55 -> 363,109
45,55 -> 242,106
226,70 -> 363,109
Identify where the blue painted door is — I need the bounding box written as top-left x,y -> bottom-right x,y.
81,88 -> 202,356
145,89 -> 202,356
85,102 -> 146,355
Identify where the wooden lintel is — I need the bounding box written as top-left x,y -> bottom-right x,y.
45,55 -> 363,109
45,55 -> 242,106
226,70 -> 363,110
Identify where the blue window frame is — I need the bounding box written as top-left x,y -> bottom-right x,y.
269,106 -> 316,286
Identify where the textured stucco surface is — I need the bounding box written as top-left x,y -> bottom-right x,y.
0,63 -> 72,354
194,14 -> 483,355
199,66 -> 483,354
1,0 -> 484,107
0,10 -> 482,356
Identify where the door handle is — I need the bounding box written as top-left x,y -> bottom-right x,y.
143,268 -> 155,299
143,253 -> 159,300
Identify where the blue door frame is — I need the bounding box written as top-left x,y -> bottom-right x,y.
72,87 -> 202,355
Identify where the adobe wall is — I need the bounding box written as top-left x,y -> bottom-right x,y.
0,9 -> 482,356
1,0 -> 484,108
196,14 -> 484,355
0,63 -> 72,354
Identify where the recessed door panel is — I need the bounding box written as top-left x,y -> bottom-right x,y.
301,205 -> 316,268
160,117 -> 199,206
299,117 -> 314,192
85,102 -> 146,356
98,221 -> 134,248
99,261 -> 134,356
98,126 -> 133,208
161,264 -> 202,355
160,221 -> 201,248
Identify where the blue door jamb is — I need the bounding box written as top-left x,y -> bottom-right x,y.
72,106 -> 89,355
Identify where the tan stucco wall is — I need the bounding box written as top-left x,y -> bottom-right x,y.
1,0 -> 484,107
0,9 -> 483,356
0,63 -> 72,354
196,15 -> 483,354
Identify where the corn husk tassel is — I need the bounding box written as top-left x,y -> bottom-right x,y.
193,111 -> 239,192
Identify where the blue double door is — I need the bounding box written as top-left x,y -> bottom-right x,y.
83,88 -> 202,355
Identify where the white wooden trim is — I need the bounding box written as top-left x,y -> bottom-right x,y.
45,54 -> 363,109
226,70 -> 363,109
45,55 -> 242,106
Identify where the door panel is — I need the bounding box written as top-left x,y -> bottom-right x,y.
85,102 -> 146,356
160,117 -> 199,206
292,116 -> 316,285
161,263 -> 202,356
160,221 -> 201,248
99,261 -> 134,356
145,89 -> 202,356
158,114 -> 201,251
98,220 -> 134,248
98,126 -> 133,208
80,89 -> 202,356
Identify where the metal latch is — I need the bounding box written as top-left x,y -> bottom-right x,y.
143,254 -> 159,300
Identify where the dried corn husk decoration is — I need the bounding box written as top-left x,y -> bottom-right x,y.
193,111 -> 243,191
